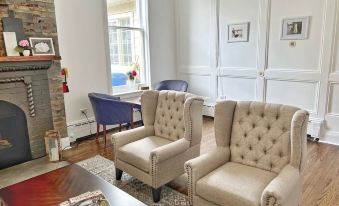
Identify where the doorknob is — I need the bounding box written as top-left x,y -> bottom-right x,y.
258,71 -> 264,77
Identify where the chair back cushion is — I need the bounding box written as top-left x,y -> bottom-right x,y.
88,93 -> 133,125
154,80 -> 188,92
230,101 -> 299,173
154,91 -> 190,141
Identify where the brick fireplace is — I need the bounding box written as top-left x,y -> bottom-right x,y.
0,60 -> 67,168
0,0 -> 67,168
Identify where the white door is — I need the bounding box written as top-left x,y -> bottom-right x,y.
218,0 -> 266,102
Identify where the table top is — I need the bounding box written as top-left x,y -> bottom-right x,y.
0,164 -> 145,206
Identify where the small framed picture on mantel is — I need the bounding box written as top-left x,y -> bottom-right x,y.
29,37 -> 55,56
281,16 -> 310,40
228,22 -> 250,43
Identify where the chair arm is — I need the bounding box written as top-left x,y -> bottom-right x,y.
184,147 -> 230,203
150,138 -> 190,163
111,126 -> 155,156
261,165 -> 301,206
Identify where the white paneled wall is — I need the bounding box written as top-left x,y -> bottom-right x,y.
325,0 -> 339,144
176,0 -> 217,102
175,0 -> 339,145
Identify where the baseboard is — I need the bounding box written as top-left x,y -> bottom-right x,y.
66,111 -> 142,141
307,117 -> 324,138
202,103 -> 215,117
322,131 -> 339,146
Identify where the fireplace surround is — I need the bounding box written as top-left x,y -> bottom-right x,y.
0,100 -> 31,169
0,59 -> 67,167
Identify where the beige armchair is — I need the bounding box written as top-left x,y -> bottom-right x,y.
112,90 -> 203,202
185,101 -> 309,206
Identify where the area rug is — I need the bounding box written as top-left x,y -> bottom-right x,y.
76,155 -> 190,206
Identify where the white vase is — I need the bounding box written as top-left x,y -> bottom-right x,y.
127,79 -> 135,86
23,50 -> 30,56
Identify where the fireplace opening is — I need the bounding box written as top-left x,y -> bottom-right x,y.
0,100 -> 32,169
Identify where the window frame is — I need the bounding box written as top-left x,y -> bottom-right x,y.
104,0 -> 150,95
108,12 -> 135,67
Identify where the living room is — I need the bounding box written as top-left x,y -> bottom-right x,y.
0,0 -> 338,205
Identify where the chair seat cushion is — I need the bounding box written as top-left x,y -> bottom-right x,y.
117,136 -> 172,173
196,162 -> 276,206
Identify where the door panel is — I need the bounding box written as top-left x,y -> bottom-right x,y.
266,80 -> 319,112
219,77 -> 256,101
267,0 -> 325,71
218,0 -> 263,101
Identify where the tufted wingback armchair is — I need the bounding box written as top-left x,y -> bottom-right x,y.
185,101 -> 309,206
111,90 -> 204,202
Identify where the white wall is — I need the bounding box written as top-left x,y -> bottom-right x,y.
55,0 -> 177,139
55,0 -> 111,138
148,0 -> 177,87
175,0 -> 339,145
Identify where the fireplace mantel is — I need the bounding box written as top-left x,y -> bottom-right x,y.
0,56 -> 61,72
0,56 -> 61,62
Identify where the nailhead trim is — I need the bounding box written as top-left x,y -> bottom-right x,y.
265,195 -> 278,206
151,154 -> 158,187
185,98 -> 204,145
185,164 -> 193,205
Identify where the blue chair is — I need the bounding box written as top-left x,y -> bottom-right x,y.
154,80 -> 188,92
88,93 -> 137,147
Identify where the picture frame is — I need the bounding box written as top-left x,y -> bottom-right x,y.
228,22 -> 250,43
281,16 -> 310,40
29,37 -> 55,56
3,32 -> 20,56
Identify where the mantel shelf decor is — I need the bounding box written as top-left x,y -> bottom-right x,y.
0,55 -> 61,62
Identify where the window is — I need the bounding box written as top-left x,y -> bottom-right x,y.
106,0 -> 149,94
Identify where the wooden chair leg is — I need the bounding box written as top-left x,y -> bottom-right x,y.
96,124 -> 100,140
103,125 -> 107,147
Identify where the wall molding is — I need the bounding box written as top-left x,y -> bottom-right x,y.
175,0 -> 339,144
219,67 -> 258,78
178,66 -> 211,76
265,69 -> 321,81
329,72 -> 339,81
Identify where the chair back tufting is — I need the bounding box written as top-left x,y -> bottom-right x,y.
154,91 -> 193,141
230,101 -> 300,173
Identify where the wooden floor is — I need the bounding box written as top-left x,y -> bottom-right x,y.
63,117 -> 339,206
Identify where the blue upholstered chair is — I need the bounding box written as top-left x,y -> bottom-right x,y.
154,80 -> 188,92
88,93 -> 138,147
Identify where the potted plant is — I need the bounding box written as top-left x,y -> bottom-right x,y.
15,39 -> 31,56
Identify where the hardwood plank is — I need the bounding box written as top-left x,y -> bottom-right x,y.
0,164 -> 145,206
62,117 -> 339,206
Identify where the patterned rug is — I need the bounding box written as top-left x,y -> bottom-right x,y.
76,155 -> 190,206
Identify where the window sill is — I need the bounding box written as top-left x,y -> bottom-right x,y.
112,90 -> 143,100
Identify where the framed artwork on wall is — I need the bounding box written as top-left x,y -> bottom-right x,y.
228,22 -> 250,43
29,37 -> 55,56
281,16 -> 310,40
